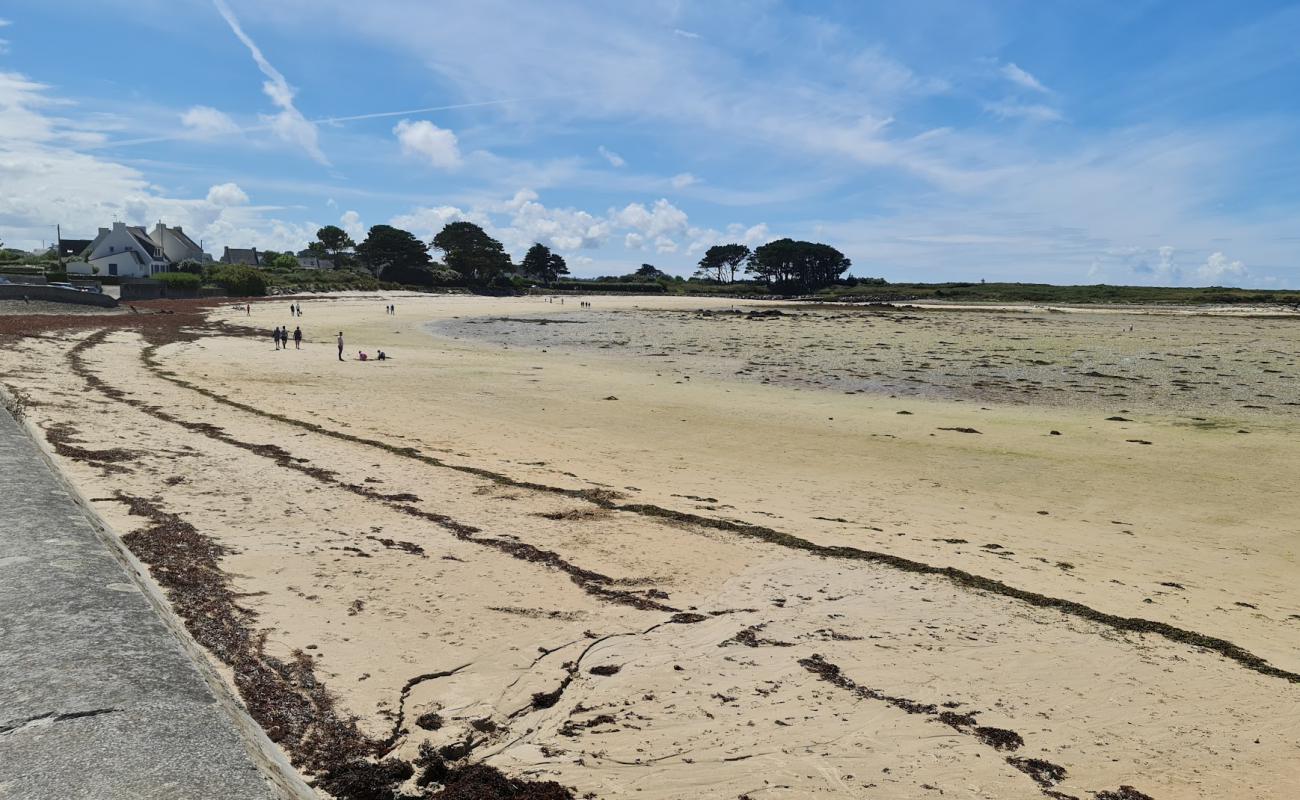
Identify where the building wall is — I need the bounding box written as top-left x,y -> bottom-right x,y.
0,284 -> 117,307
85,223 -> 160,278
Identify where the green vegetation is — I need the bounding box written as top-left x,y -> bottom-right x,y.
807,281 -> 1300,305
356,224 -> 439,285
432,221 -> 512,285
209,264 -> 267,297
154,271 -> 202,292
695,243 -> 751,283
520,243 -> 569,284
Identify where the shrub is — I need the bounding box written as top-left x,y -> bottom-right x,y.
154,271 -> 202,291
210,264 -> 268,296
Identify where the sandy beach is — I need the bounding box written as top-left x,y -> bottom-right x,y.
2,292 -> 1298,799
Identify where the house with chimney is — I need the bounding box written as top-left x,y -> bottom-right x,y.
70,222 -> 211,278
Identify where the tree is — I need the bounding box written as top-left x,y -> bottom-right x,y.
302,242 -> 329,258
355,224 -> 432,280
269,253 -> 301,272
316,225 -> 355,266
635,263 -> 667,280
695,244 -> 750,283
175,259 -> 205,275
747,239 -> 850,292
432,222 -> 511,284
520,243 -> 570,284
210,265 -> 267,296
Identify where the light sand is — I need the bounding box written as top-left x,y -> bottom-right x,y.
2,292 -> 1297,799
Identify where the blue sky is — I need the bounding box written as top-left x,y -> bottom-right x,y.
1,1 -> 1298,285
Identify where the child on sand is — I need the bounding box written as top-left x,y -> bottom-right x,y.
337,332 -> 344,361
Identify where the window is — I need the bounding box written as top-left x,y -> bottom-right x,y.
108,264 -> 118,276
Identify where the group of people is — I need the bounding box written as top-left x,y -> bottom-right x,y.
579,300 -> 592,308
273,326 -> 303,350
384,304 -> 397,315
289,302 -> 304,317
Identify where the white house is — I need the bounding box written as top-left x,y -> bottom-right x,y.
78,223 -> 170,278
149,223 -> 208,264
70,222 -> 212,277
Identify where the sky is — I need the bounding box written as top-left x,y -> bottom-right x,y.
1,1 -> 1299,286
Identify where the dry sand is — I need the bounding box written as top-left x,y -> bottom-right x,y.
2,292 -> 1297,799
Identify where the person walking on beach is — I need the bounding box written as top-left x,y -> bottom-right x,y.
246,303 -> 251,316
272,326 -> 282,350
337,332 -> 345,361
293,326 -> 302,350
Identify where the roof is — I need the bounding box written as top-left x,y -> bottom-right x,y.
163,225 -> 202,253
221,247 -> 260,265
58,239 -> 93,258
126,226 -> 160,258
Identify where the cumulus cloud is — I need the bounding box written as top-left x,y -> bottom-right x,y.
206,182 -> 249,206
616,199 -> 689,238
1195,251 -> 1247,284
393,119 -> 462,168
340,210 -> 364,240
670,172 -> 698,189
390,205 -> 477,239
625,232 -> 645,249
0,70 -> 323,256
181,106 -> 240,137
509,196 -> 610,251
1001,62 -> 1049,93
213,0 -> 326,163
597,145 -> 626,167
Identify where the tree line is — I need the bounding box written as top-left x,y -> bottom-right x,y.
290,222 -> 856,292
694,240 -> 854,292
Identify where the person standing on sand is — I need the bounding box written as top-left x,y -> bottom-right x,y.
337,332 -> 345,361
272,326 -> 281,350
246,303 -> 251,316
293,326 -> 302,350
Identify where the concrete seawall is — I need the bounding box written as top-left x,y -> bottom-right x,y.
0,404 -> 306,799
0,285 -> 117,308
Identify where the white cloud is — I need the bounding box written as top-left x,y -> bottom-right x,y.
0,70 -> 323,257
615,198 -> 688,238
393,119 -> 462,168
985,100 -> 1063,123
181,105 -> 240,137
340,210 -> 364,240
653,235 -> 678,253
670,172 -> 698,189
1195,251 -> 1248,284
597,145 -> 626,167
206,182 -> 249,206
624,232 -> 645,249
1001,62 -> 1049,93
213,0 -> 326,164
390,205 -> 477,239
508,196 -> 610,251
672,28 -> 700,40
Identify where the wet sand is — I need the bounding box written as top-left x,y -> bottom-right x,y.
1,293 -> 1297,799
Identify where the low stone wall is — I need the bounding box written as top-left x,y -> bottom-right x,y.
0,284 -> 118,308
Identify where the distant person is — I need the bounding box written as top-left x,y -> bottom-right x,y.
337,332 -> 345,361
359,351 -> 368,361
246,303 -> 251,316
293,326 -> 302,350
272,326 -> 282,350
377,350 -> 387,361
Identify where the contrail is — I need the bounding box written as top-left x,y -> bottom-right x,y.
213,0 -> 328,164
85,99 -> 521,150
